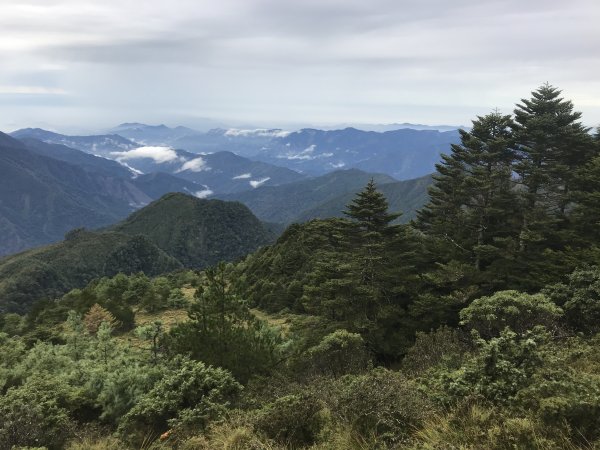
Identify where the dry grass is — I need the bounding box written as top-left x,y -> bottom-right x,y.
134,308 -> 189,330
250,308 -> 293,335
66,435 -> 127,449
181,286 -> 196,300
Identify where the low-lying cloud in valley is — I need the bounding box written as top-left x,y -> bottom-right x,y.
177,157 -> 210,173
250,177 -> 270,188
111,146 -> 182,163
193,187 -> 213,198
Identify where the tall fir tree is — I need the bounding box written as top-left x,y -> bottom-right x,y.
416,112 -> 518,292
344,179 -> 402,300
303,181 -> 419,361
571,130 -> 600,253
511,84 -> 596,287
512,84 -> 594,251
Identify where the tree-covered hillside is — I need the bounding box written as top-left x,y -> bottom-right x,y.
2,85 -> 600,449
111,193 -> 276,268
295,174 -> 432,223
219,169 -> 399,223
0,193 -> 276,313
0,230 -> 181,313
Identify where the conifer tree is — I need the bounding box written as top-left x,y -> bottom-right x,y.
303,181 -> 418,360
571,130 -> 600,251
417,112 -> 518,291
344,181 -> 405,276
344,179 -> 401,236
512,84 -> 594,252
167,263 -> 281,382
84,303 -> 119,335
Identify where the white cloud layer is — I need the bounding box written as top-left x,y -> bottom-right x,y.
1,0 -> 600,130
193,188 -> 213,198
177,156 -> 210,172
250,177 -> 270,188
233,173 -> 252,179
225,128 -> 291,138
110,146 -> 181,163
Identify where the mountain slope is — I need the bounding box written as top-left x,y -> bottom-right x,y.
255,127 -> 460,178
19,137 -> 213,199
0,132 -> 152,256
0,230 -> 181,313
130,172 -> 205,198
295,174 -> 432,223
218,169 -> 397,224
19,138 -> 134,178
10,128 -> 138,157
0,192 -> 276,313
12,128 -> 306,194
108,147 -> 306,194
112,192 -> 275,268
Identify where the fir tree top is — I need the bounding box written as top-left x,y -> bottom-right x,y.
344,179 -> 401,234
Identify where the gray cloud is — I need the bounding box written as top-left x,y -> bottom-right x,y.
1,0 -> 599,131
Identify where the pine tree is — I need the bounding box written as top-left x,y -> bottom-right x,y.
83,303 -> 119,335
510,84 -> 596,288
168,262 -> 281,382
416,112 -> 518,292
344,179 -> 401,236
512,84 -> 594,252
344,180 -> 403,283
570,130 -> 600,251
305,182 -> 418,360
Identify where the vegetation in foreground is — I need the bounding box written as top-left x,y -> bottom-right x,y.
2,84 -> 600,449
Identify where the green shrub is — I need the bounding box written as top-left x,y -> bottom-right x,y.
118,358 -> 241,446
302,329 -> 370,378
460,290 -> 562,338
402,326 -> 470,375
0,377 -> 76,450
254,394 -> 327,447
330,368 -> 435,445
517,368 -> 600,444
544,267 -> 600,334
440,327 -> 548,405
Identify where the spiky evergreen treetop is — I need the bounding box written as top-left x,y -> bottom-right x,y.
512,83 -> 593,217
344,179 -> 401,234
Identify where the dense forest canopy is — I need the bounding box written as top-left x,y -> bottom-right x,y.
2,85 -> 600,449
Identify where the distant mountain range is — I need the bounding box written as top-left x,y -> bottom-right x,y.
1,123 -> 445,258
326,122 -> 464,132
97,124 -> 459,179
0,132 -> 151,256
218,169 -> 432,224
0,193 -> 276,313
108,123 -> 200,145
253,127 -> 460,179
10,128 -> 306,194
10,128 -> 137,156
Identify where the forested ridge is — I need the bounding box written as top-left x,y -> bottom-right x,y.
2,85 -> 600,449
0,193 -> 275,314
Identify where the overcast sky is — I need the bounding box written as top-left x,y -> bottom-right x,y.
1,0 -> 599,132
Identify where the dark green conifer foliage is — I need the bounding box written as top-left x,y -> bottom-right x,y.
417,112 -> 518,293
303,181 -> 418,360
571,131 -> 600,249
167,263 -> 281,382
512,84 -> 594,249
344,179 -> 401,235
